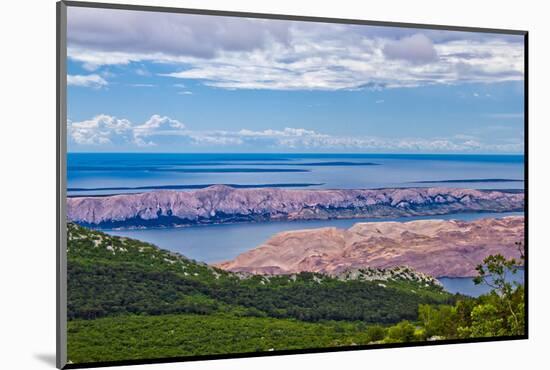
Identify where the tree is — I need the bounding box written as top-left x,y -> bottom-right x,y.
366,325 -> 386,342
385,321 -> 416,343
472,241 -> 524,335
418,304 -> 457,339
414,241 -> 526,340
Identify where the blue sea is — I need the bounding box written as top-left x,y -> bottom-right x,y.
68,153 -> 525,296
438,268 -> 524,297
67,153 -> 524,196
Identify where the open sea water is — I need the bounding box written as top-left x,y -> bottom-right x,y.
67,153 -> 524,196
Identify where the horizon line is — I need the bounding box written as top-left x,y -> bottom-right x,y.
66,151 -> 525,155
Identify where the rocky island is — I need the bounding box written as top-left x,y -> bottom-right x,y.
67,185 -> 524,228
216,216 -> 524,278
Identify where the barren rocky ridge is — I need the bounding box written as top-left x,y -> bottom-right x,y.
67,185 -> 524,228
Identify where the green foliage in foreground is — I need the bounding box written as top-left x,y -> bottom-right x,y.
67,283 -> 525,364
407,241 -> 526,342
66,223 -> 525,365
415,245 -> 526,340
67,313 -> 375,363
381,286 -> 525,343
67,223 -> 453,324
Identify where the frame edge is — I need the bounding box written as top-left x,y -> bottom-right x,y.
62,0 -> 527,35
523,31 -> 529,339
56,2 -> 529,368
57,1 -> 68,368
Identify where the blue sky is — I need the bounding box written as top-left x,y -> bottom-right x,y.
66,7 -> 525,154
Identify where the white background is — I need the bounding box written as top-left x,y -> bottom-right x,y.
1,0 -> 547,369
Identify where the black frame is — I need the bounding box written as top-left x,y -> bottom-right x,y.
56,1 -> 529,368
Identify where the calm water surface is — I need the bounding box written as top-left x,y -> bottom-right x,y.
439,268 -> 524,297
68,153 -> 524,196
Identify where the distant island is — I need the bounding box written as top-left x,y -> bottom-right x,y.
67,185 -> 524,229
68,182 -> 325,193
412,178 -> 523,184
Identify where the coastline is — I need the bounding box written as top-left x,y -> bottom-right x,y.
96,208 -> 524,231
66,186 -> 525,229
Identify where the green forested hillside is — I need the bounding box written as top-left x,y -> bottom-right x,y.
68,223 -> 523,365
67,223 -> 454,323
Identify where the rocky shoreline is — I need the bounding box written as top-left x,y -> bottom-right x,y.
67,185 -> 524,229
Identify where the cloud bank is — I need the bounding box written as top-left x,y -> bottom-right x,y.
68,114 -> 523,153
67,7 -> 524,90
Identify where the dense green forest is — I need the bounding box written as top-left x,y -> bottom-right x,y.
66,223 -> 525,365
67,223 -> 454,323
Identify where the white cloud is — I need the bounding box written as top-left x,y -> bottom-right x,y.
134,115 -> 185,132
231,127 -> 523,152
135,66 -> 151,76
132,115 -> 186,146
67,74 -> 108,88
189,134 -> 243,146
68,114 -> 131,144
129,83 -> 156,88
237,127 -> 322,137
68,114 -> 186,147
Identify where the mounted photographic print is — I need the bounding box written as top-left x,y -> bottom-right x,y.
56,1 -> 528,368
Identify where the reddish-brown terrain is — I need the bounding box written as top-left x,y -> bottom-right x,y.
216,216 -> 524,277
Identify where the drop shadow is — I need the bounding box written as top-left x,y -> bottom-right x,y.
34,353 -> 57,367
